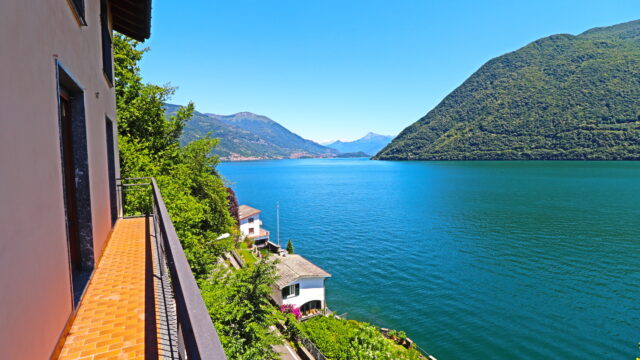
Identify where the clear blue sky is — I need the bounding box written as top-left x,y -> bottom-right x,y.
139,0 -> 639,142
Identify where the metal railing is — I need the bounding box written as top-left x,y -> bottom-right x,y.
118,177 -> 227,360
298,336 -> 328,360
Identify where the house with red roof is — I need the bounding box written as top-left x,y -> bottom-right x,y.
238,204 -> 270,245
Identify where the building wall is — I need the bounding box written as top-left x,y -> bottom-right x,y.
279,277 -> 326,309
0,1 -> 118,358
239,214 -> 261,237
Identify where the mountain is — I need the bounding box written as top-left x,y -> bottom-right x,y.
166,104 -> 337,160
375,20 -> 640,160
326,132 -> 395,156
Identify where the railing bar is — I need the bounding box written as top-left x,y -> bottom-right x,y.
117,177 -> 152,181
119,183 -> 152,187
116,177 -> 226,359
150,178 -> 227,360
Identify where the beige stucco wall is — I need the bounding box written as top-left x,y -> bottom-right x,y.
0,1 -> 119,358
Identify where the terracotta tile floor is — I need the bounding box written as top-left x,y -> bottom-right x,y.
58,217 -> 155,359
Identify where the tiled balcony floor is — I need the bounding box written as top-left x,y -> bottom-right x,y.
58,217 -> 156,359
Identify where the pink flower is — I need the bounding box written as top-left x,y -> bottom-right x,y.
280,304 -> 301,319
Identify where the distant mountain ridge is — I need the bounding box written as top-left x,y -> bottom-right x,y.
166,104 -> 337,160
376,20 -> 640,160
326,132 -> 394,156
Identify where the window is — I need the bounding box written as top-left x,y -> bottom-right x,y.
282,284 -> 300,299
105,118 -> 117,225
100,0 -> 113,85
68,0 -> 87,25
248,217 -> 254,223
248,228 -> 254,234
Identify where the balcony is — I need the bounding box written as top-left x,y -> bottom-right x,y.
56,178 -> 226,359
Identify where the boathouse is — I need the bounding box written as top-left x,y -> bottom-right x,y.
272,254 -> 331,317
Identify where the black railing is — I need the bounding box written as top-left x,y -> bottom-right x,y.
118,177 -> 227,360
298,336 -> 328,360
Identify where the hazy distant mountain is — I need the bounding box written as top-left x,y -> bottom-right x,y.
166,104 -> 337,161
376,20 -> 640,160
326,132 -> 395,156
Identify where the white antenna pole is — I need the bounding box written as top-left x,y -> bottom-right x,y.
277,201 -> 280,246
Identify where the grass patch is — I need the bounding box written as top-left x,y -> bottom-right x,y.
237,241 -> 258,266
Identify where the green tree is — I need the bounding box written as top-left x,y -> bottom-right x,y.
286,239 -> 294,254
114,33 -> 236,278
114,33 -> 282,359
201,261 -> 282,359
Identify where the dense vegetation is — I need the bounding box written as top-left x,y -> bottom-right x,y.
115,34 -> 282,359
166,103 -> 337,160
294,316 -> 424,360
375,20 -> 640,160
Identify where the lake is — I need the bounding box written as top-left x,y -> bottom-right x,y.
218,158 -> 640,359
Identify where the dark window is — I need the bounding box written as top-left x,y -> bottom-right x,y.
69,0 -> 86,25
101,0 -> 113,85
105,118 -> 117,225
248,228 -> 254,234
282,283 -> 300,299
57,60 -> 95,307
248,217 -> 254,223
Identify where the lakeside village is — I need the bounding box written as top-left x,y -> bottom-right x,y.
226,204 -> 438,360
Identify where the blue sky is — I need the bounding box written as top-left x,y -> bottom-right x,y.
140,0 -> 640,142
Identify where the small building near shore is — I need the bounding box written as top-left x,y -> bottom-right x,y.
238,205 -> 270,245
272,254 -> 331,316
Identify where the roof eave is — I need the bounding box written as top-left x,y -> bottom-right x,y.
276,274 -> 332,289
110,0 -> 152,41
239,210 -> 261,220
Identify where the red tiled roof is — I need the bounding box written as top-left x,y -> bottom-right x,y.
238,205 -> 261,220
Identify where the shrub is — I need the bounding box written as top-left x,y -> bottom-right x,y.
280,304 -> 301,320
299,316 -> 423,360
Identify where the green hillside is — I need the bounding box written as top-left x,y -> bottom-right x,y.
375,20 -> 640,160
166,104 -> 336,160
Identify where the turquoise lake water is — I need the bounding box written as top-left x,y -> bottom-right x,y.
218,159 -> 640,359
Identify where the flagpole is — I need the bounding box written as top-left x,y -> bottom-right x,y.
277,201 -> 280,246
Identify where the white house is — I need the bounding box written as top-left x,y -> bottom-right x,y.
238,205 -> 270,245
272,254 -> 331,316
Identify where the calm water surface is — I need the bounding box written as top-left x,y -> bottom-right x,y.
219,159 -> 640,359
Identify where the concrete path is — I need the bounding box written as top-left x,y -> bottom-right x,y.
273,342 -> 301,360
227,252 -> 242,269
269,325 -> 302,360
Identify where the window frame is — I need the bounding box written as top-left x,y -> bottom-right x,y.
100,0 -> 114,86
282,283 -> 300,299
67,0 -> 87,26
56,60 -> 95,307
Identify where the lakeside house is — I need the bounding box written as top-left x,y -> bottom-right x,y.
272,254 -> 332,317
239,204 -> 270,245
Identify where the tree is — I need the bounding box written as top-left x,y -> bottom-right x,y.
201,261 -> 283,359
286,239 -> 294,254
226,187 -> 240,225
114,33 -> 282,359
114,33 -> 236,278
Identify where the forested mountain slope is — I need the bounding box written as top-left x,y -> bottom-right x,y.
375,20 -> 640,160
167,104 -> 336,160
